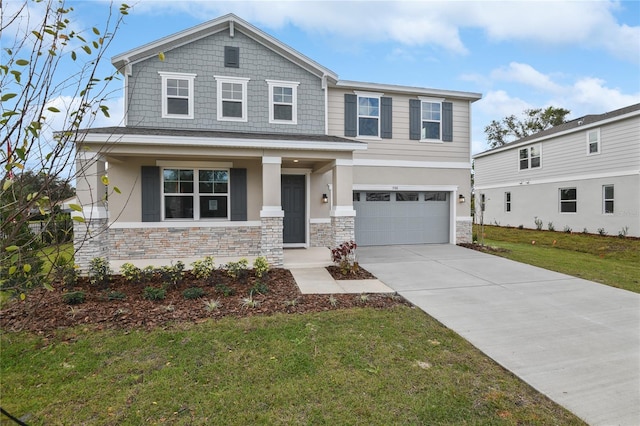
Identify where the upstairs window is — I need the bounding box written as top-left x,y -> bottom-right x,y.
519,145 -> 541,170
421,100 -> 441,140
267,80 -> 298,124
587,129 -> 600,155
357,92 -> 381,137
215,76 -> 249,122
560,188 -> 577,213
159,72 -> 196,119
603,185 -> 614,214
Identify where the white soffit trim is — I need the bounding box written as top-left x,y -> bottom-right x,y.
335,159 -> 353,166
335,80 -> 482,101
474,169 -> 640,190
354,159 -> 471,169
156,160 -> 233,168
354,184 -> 458,191
82,133 -> 367,151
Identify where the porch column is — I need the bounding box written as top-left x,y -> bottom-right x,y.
260,156 -> 284,266
330,160 -> 356,247
73,152 -> 109,274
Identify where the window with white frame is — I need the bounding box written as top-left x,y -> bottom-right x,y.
163,168 -> 229,219
159,72 -> 196,119
267,80 -> 298,124
215,76 -> 249,121
587,129 -> 600,155
421,99 -> 442,140
505,192 -> 511,212
357,92 -> 381,137
559,188 -> 577,213
519,145 -> 541,170
603,185 -> 614,214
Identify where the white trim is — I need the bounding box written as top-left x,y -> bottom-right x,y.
353,159 -> 471,169
110,221 -> 261,229
355,91 -> 382,138
76,151 -> 104,161
266,80 -> 299,125
72,206 -> 109,220
330,206 -> 356,217
353,184 -> 458,192
262,156 -> 282,164
156,160 -> 233,168
215,75 -> 249,122
158,71 -> 196,119
456,216 -> 473,222
82,133 -> 367,151
335,80 -> 482,101
418,96 -> 445,103
335,159 -> 353,167
310,218 -> 331,224
419,99 -> 443,141
518,143 -> 542,171
474,169 -> 640,191
260,206 -> 285,217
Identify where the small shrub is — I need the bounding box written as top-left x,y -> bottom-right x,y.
284,298 -> 298,307
598,228 -> 607,236
534,217 -> 543,231
518,224 -> 524,230
253,256 -> 270,280
563,226 -> 572,233
62,290 -> 85,305
328,295 -> 338,307
241,292 -> 260,308
618,226 -> 629,238
160,261 -> 184,288
582,228 -> 589,234
547,222 -> 555,232
183,287 -> 206,300
331,241 -> 359,276
52,257 -> 77,290
89,257 -> 111,288
120,263 -> 141,283
216,283 -> 235,297
251,281 -> 269,295
191,256 -> 216,284
226,258 -> 249,282
203,299 -> 222,311
105,290 -> 126,301
143,286 -> 166,301
358,293 -> 370,304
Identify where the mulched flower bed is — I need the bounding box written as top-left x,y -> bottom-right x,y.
325,265 -> 376,280
0,268 -> 410,335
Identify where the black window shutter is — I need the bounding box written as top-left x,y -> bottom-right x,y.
344,94 -> 357,137
442,101 -> 453,142
141,166 -> 160,222
381,96 -> 393,139
224,46 -> 239,68
230,168 -> 247,221
409,99 -> 421,140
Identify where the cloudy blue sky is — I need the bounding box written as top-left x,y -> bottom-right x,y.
5,0 -> 640,154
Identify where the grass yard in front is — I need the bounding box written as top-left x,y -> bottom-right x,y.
475,225 -> 640,293
1,307 -> 584,425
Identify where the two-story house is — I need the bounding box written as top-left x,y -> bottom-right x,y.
73,14 -> 481,271
473,103 -> 640,237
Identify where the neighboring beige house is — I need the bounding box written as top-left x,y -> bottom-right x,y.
474,103 -> 640,237
73,14 -> 481,271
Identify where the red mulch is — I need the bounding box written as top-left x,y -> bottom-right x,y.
0,268 -> 410,335
326,265 -> 376,280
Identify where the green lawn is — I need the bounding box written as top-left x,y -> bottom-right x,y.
1,307 -> 584,425
475,225 -> 640,293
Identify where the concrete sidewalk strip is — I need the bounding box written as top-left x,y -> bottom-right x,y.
289,268 -> 394,295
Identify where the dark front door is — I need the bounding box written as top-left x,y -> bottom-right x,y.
281,175 -> 305,244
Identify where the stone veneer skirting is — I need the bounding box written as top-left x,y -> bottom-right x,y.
74,218 -> 109,274
456,218 -> 472,244
310,221 -> 332,248
331,216 -> 355,247
109,224 -> 261,261
260,217 -> 284,266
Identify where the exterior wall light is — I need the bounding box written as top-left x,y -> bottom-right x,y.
322,193 -> 329,203
458,194 -> 465,203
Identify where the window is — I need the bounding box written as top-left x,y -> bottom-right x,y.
396,192 -> 419,201
519,145 -> 541,170
366,192 -> 390,201
357,92 -> 381,137
560,188 -> 577,213
215,76 -> 249,121
603,185 -> 614,214
163,168 -> 229,219
421,99 -> 441,140
159,72 -> 196,119
267,80 -> 298,124
505,192 -> 511,212
587,129 -> 600,155
425,192 -> 447,202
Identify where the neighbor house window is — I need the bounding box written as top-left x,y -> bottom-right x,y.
159,72 -> 196,119
421,99 -> 442,140
519,145 -> 541,170
215,76 -> 249,121
267,80 -> 298,124
163,168 -> 229,219
560,188 -> 577,213
587,129 -> 600,155
357,92 -> 381,137
603,185 -> 614,214
505,192 -> 511,212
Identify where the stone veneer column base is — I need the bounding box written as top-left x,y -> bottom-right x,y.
456,218 -> 473,244
310,221 -> 332,248
73,218 -> 109,275
331,216 -> 355,248
261,216 -> 284,267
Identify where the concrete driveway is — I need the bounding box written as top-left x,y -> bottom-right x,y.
358,244 -> 640,426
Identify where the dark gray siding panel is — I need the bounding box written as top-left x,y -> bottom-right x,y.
409,99 -> 421,140
141,166 -> 161,222
442,101 -> 453,142
230,168 -> 247,221
224,46 -> 239,68
344,93 -> 357,137
381,96 -> 393,139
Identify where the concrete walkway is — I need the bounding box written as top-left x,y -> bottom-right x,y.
357,244 -> 640,426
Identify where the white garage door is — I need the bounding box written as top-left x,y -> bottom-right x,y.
353,191 -> 450,246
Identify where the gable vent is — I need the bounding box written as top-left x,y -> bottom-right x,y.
224,46 -> 239,68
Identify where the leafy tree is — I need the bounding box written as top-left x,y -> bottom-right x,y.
1,0 -> 129,301
484,106 -> 571,148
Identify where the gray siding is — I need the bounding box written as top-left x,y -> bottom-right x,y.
126,30 -> 325,134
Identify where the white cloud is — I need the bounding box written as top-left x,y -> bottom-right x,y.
491,63 -> 565,94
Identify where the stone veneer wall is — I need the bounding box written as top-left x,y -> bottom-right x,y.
74,218 -> 109,274
456,218 -> 473,244
260,217 -> 284,266
331,216 -> 355,247
309,222 -> 332,248
109,225 -> 261,260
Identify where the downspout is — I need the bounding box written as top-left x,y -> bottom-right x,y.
123,61 -> 132,127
